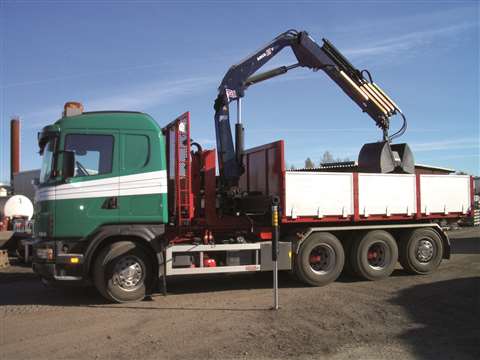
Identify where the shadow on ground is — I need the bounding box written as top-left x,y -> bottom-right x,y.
450,236 -> 480,254
0,229 -> 477,308
390,276 -> 480,359
0,259 -> 37,282
0,271 -> 305,308
0,280 -> 108,307
0,268 -> 374,308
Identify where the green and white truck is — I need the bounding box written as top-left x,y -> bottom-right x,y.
32,31 -> 474,302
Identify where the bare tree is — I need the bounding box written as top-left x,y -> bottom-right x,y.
321,151 -> 334,164
320,151 -> 351,164
304,157 -> 315,169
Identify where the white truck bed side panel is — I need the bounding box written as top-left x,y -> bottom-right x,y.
420,175 -> 471,214
285,172 -> 353,217
359,174 -> 416,216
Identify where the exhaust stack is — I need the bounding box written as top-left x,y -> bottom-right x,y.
10,117 -> 20,183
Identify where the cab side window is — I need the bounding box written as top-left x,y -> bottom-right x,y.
124,134 -> 149,170
65,134 -> 114,177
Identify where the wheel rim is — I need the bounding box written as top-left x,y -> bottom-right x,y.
113,256 -> 144,291
309,244 -> 335,274
416,239 -> 435,262
367,242 -> 391,270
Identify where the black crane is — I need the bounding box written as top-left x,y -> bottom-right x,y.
214,29 -> 413,190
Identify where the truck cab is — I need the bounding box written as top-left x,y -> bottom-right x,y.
33,107 -> 168,292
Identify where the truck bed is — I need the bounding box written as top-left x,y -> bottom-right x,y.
284,171 -> 471,222
239,140 -> 473,223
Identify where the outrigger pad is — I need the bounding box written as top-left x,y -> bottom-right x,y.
358,142 -> 414,174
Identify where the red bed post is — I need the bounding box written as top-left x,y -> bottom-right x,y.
353,172 -> 360,222
415,173 -> 422,218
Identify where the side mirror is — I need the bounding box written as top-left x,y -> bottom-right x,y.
31,178 -> 40,186
62,151 -> 75,179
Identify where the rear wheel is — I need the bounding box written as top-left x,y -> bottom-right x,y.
399,228 -> 443,275
350,230 -> 398,281
294,232 -> 344,286
93,241 -> 154,303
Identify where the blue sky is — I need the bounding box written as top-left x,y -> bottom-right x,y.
0,0 -> 478,182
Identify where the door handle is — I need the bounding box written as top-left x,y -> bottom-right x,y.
102,197 -> 118,209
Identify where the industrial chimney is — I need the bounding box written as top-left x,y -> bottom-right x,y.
10,117 -> 20,183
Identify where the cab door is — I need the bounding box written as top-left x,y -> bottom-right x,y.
118,131 -> 166,223
55,131 -> 119,239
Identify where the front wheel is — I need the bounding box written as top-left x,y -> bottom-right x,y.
294,232 -> 344,287
93,241 -> 155,303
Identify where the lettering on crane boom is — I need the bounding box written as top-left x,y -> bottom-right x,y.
256,47 -> 275,61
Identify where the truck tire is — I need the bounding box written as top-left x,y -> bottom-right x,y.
399,228 -> 443,275
93,241 -> 154,303
351,230 -> 398,281
294,232 -> 344,286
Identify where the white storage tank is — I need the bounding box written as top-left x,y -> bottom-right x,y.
0,195 -> 34,220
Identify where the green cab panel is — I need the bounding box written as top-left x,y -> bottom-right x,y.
118,130 -> 168,223
35,111 -> 168,241
54,129 -> 120,238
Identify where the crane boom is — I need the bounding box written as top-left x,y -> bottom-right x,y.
214,29 -> 408,189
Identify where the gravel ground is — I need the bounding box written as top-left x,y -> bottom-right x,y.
0,228 -> 479,360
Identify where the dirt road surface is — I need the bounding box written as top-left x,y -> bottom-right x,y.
1,228 -> 479,359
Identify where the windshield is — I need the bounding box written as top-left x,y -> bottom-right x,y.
39,139 -> 55,184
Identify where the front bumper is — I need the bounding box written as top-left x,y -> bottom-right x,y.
32,239 -> 87,282
32,261 -> 86,282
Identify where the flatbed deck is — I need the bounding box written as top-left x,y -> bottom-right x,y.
239,140 -> 473,224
